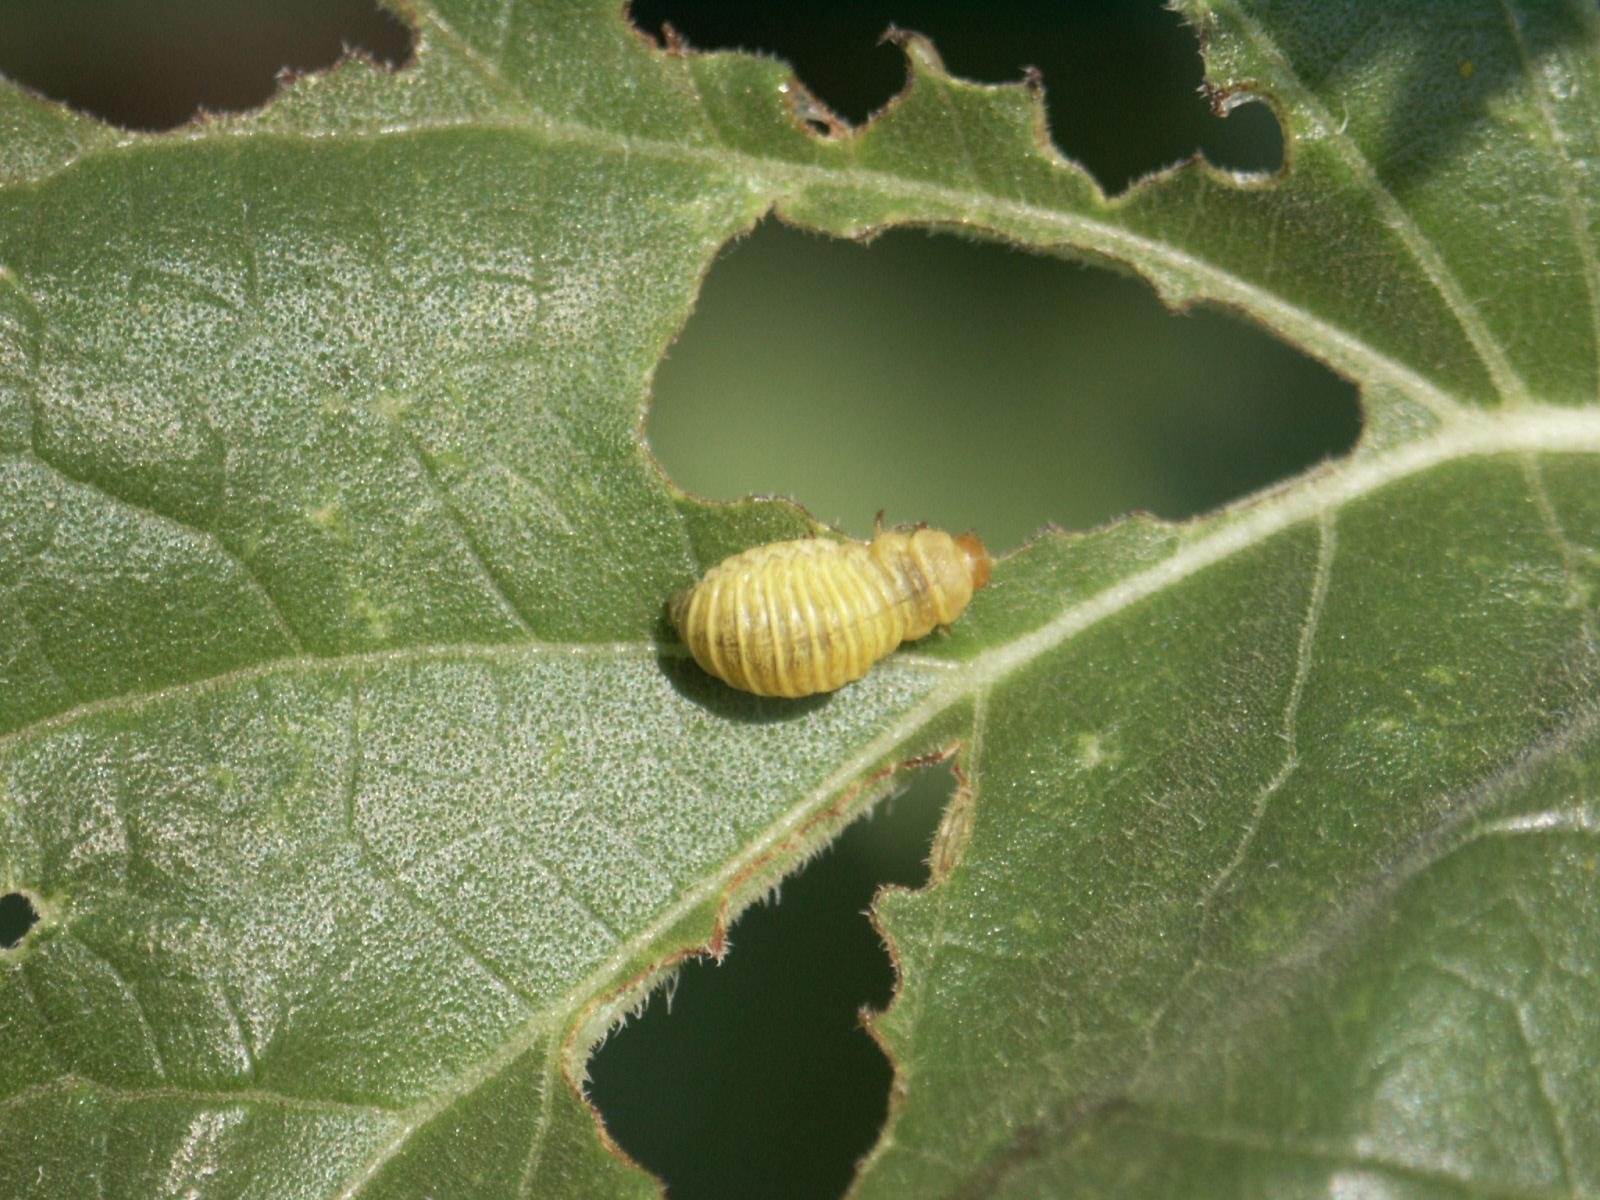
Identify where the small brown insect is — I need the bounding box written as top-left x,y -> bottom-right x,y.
671,523 -> 993,698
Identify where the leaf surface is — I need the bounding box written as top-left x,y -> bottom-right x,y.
0,2 -> 1596,1198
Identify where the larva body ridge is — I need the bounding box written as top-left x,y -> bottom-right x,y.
671,525 -> 992,698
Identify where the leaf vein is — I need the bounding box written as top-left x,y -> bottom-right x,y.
0,78 -> 1468,420
0,639 -> 677,752
11,449 -> 307,655
390,420 -> 542,639
1497,0 -> 1600,401
516,1034 -> 561,1200
1522,453 -> 1599,652
1512,1001 -> 1583,1197
1220,2 -> 1533,406
342,680 -> 541,1009
1119,1113 -> 1565,1200
510,829 -> 625,947
0,1076 -> 398,1116
63,929 -> 169,1081
1138,511 -> 1336,1063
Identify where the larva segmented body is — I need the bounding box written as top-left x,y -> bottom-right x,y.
671,526 -> 993,698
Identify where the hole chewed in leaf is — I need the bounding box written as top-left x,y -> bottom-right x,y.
0,891 -> 41,950
647,222 -> 1361,553
629,0 -> 1283,191
0,0 -> 413,132
588,764 -> 954,1199
783,78 -> 850,140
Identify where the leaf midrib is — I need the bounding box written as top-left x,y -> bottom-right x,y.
7,404 -> 1598,756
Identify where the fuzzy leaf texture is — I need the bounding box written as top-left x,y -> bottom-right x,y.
1,2 -> 1598,1198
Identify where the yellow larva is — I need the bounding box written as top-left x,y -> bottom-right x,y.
671,525 -> 993,698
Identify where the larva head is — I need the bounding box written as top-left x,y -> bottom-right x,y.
955,531 -> 992,592
908,528 -> 991,625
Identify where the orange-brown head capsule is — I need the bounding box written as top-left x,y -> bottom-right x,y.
955,532 -> 992,590
671,523 -> 993,698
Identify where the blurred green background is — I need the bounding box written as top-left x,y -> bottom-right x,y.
0,2 -> 1357,1196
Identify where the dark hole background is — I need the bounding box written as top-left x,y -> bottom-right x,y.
0,2 -> 1360,1198
0,0 -> 411,132
0,892 -> 40,949
594,776 -> 952,1200
631,0 -> 1285,195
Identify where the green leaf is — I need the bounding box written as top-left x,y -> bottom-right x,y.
1,3 -> 1597,1199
